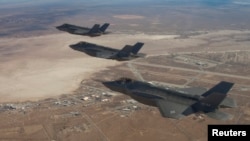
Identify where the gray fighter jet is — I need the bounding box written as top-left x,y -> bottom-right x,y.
70,42 -> 145,61
56,23 -> 109,37
102,78 -> 237,120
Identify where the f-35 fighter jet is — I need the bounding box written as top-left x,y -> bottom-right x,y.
56,23 -> 110,37
102,78 -> 237,120
70,42 -> 145,61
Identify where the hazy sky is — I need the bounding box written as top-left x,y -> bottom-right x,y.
1,0 -> 250,8
1,0 -> 249,5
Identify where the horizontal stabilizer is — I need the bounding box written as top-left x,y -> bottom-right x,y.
206,110 -> 233,121
202,81 -> 234,97
220,97 -> 237,108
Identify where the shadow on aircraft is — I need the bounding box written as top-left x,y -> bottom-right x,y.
56,23 -> 110,37
69,42 -> 145,61
102,77 -> 237,120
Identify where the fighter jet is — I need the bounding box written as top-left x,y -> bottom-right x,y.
102,78 -> 237,120
69,42 -> 145,61
56,23 -> 110,37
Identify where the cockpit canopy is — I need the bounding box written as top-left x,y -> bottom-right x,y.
117,77 -> 134,84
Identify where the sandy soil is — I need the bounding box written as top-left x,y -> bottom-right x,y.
0,33 -> 121,103
0,32 -> 179,103
113,15 -> 145,19
0,32 -> 178,103
1,30 -> 250,103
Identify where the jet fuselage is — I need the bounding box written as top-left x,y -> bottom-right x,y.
70,42 -> 145,61
103,78 -> 236,119
103,79 -> 200,106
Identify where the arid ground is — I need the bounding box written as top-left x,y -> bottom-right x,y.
0,1 -> 250,141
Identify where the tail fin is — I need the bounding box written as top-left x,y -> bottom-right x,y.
99,23 -> 110,32
116,42 -> 144,58
117,45 -> 132,57
131,42 -> 144,54
88,24 -> 100,34
202,81 -> 234,97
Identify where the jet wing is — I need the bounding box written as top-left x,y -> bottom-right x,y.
155,99 -> 192,119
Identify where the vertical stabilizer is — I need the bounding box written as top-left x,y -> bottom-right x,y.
117,45 -> 132,57
99,23 -> 110,32
131,42 -> 144,54
202,81 -> 234,97
88,24 -> 100,34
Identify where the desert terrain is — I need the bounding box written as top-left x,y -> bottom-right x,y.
1,30 -> 250,141
1,30 -> 250,102
1,0 -> 250,141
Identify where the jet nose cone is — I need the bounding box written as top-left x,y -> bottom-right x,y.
102,81 -> 115,89
69,44 -> 78,50
56,25 -> 64,30
103,80 -> 124,90
102,81 -> 126,93
69,42 -> 86,50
